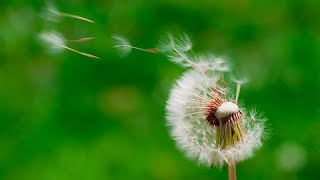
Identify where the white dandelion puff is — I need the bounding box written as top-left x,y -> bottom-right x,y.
166,69 -> 266,168
39,30 -> 100,59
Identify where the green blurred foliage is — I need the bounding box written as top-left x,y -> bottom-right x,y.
0,0 -> 319,179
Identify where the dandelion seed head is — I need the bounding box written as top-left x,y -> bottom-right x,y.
215,102 -> 239,119
111,33 -> 268,168
166,69 -> 265,167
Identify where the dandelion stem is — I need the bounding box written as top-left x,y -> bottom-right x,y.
228,163 -> 237,180
59,12 -> 95,23
68,37 -> 95,43
114,44 -> 160,54
130,46 -> 160,53
235,83 -> 241,103
61,45 -> 100,59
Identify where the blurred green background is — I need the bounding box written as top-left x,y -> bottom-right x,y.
1,0 -> 319,179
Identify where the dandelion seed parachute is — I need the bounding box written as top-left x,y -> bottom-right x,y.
112,35 -> 133,57
157,33 -> 192,52
43,1 -> 95,23
39,30 -> 100,59
166,69 -> 265,167
194,54 -> 230,72
156,33 -> 194,67
39,30 -> 66,54
42,1 -> 61,23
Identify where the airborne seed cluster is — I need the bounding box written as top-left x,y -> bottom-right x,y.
39,2 -> 99,59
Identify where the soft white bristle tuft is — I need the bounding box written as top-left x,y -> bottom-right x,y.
112,35 -> 132,57
39,30 -> 66,54
157,33 -> 192,53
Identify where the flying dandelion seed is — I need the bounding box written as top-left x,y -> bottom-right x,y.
39,2 -> 99,59
42,1 -> 61,23
157,33 -> 192,52
39,30 -> 100,59
43,1 -> 95,23
39,30 -> 66,54
112,35 -> 133,57
112,35 -> 160,57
